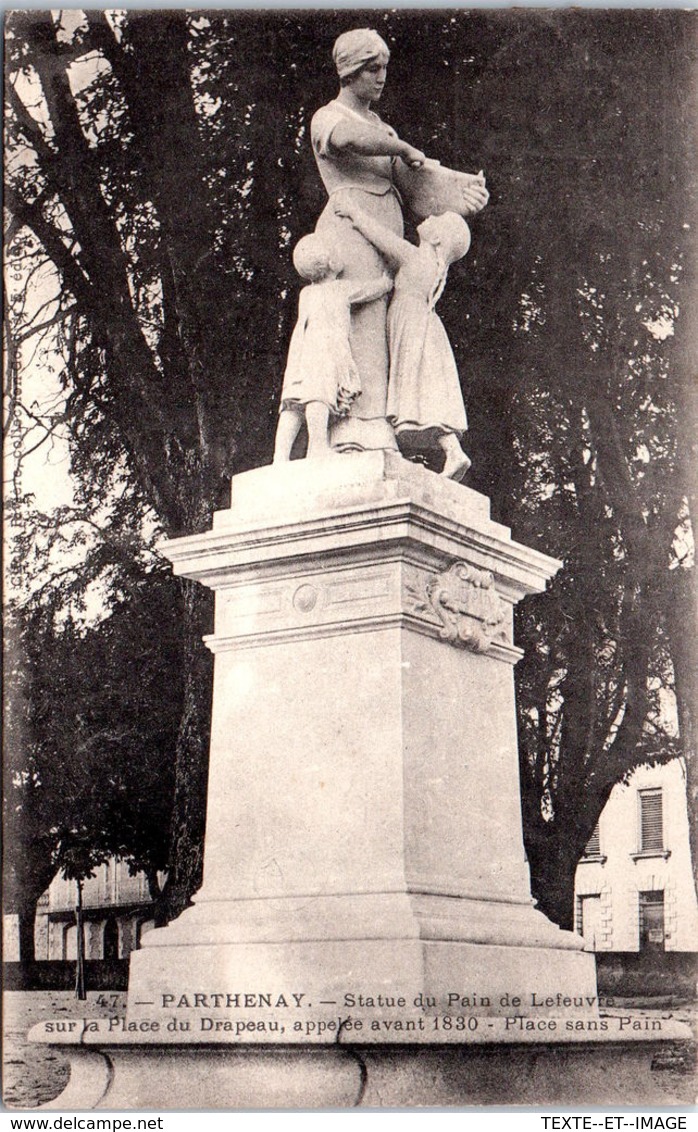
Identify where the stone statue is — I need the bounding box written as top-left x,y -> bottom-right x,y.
310,28 -> 489,455
273,233 -> 392,463
334,198 -> 472,480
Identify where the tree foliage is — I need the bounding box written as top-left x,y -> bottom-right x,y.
4,10 -> 696,928
3,566 -> 182,958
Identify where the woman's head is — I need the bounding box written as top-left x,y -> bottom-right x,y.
293,234 -> 342,282
333,28 -> 390,90
417,213 -> 472,264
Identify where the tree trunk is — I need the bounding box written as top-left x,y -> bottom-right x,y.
5,854 -> 56,964
665,563 -> 698,897
158,577 -> 214,923
526,836 -> 580,932
75,879 -> 86,1001
17,903 -> 37,963
144,866 -> 168,928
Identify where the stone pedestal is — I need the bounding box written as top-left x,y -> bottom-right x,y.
31,453 -> 695,1108
31,1030 -> 695,1110
127,451 -> 596,1022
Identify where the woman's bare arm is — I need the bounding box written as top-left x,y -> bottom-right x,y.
334,197 -> 415,270
329,118 -> 425,169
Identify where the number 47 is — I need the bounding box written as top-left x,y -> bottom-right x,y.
96,994 -> 120,1008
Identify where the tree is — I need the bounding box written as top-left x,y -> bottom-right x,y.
451,10 -> 698,924
5,10 -> 696,928
4,8 -> 323,918
3,613 -> 63,962
384,9 -> 696,923
3,565 -> 182,958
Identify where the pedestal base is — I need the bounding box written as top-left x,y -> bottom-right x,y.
33,1024 -> 695,1109
126,935 -> 599,1032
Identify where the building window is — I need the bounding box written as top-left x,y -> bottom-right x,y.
579,821 -> 606,864
583,823 -> 601,857
632,788 -> 670,861
103,917 -> 119,961
639,890 -> 665,951
576,893 -> 603,949
639,789 -> 663,851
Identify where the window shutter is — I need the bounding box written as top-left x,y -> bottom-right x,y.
640,790 -> 663,851
584,823 -> 601,856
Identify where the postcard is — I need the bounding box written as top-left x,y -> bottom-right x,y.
3,6 -> 696,1114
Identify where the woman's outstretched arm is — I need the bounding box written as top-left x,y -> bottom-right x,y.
329,117 -> 425,169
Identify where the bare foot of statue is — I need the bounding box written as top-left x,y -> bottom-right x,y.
439,434 -> 472,482
442,452 -> 471,482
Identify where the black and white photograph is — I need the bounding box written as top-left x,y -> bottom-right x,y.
3,5 -> 697,1115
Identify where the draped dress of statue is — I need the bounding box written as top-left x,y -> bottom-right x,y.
311,100 -> 404,451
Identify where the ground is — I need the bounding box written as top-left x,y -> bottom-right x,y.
2,990 -> 125,1109
2,991 -> 696,1110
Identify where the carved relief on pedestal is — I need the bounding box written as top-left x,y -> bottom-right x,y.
293,583 -> 320,614
406,561 -> 509,653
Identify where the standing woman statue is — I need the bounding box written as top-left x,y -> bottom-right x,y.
311,28 -> 489,453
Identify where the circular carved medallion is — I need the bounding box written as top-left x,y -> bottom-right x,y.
293,583 -> 319,614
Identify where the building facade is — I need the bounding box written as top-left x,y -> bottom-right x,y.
33,861 -> 157,961
574,759 -> 698,953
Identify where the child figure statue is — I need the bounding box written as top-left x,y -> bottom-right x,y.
333,197 -> 473,481
274,233 -> 393,462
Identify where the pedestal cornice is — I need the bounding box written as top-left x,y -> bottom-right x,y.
159,454 -> 560,666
